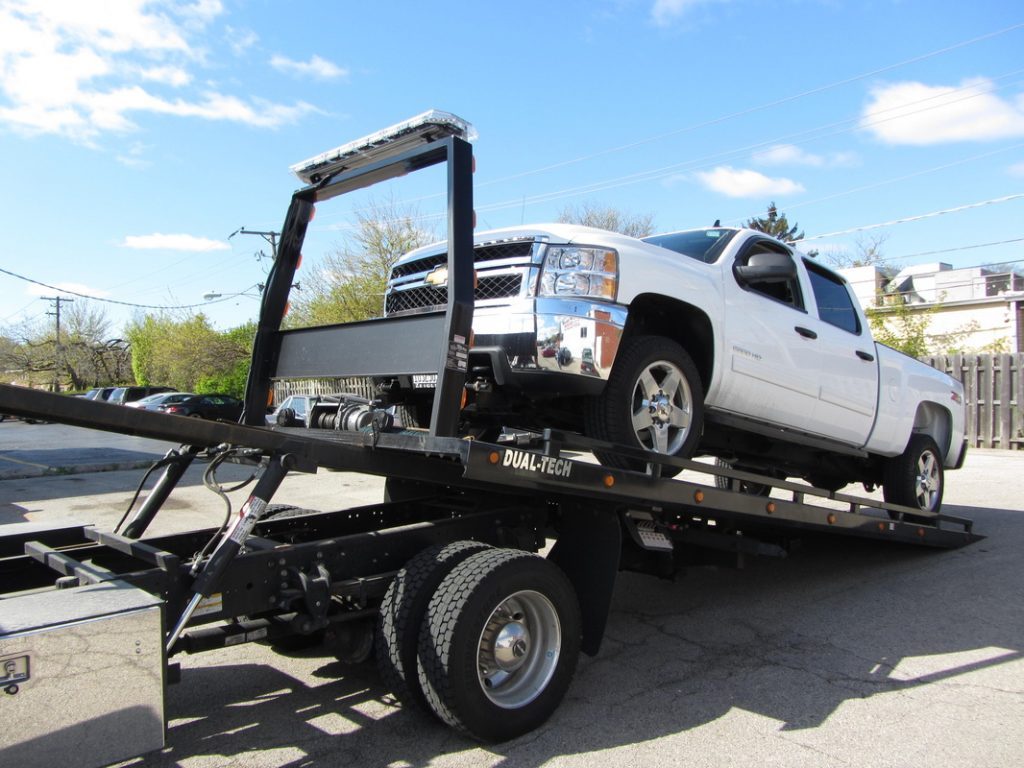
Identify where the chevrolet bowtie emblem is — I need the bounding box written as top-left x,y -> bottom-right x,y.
425,265 -> 449,286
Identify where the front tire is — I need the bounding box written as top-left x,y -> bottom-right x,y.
586,335 -> 704,476
883,434 -> 944,516
417,548 -> 581,742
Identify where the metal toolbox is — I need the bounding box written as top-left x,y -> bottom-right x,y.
0,580 -> 165,768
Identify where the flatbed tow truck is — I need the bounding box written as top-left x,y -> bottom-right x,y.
0,112 -> 978,766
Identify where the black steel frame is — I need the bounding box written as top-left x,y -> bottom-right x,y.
242,135 -> 475,438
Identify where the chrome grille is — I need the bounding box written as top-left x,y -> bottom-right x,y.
386,274 -> 523,314
389,240 -> 535,280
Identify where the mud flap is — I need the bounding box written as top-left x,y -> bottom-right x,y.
547,502 -> 621,656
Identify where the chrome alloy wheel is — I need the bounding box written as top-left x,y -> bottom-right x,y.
476,590 -> 561,709
631,360 -> 694,454
915,448 -> 941,510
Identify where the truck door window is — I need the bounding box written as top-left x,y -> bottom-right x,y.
805,261 -> 861,334
734,242 -> 804,310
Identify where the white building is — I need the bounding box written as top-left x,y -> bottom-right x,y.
839,263 -> 1024,354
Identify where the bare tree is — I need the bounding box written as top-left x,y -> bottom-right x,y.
557,202 -> 656,238
823,233 -> 892,269
289,196 -> 436,327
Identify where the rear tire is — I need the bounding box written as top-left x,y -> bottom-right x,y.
883,434 -> 944,517
417,548 -> 581,742
376,541 -> 491,711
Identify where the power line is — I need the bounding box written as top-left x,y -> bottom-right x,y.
472,21 -> 1024,190
882,238 -> 1024,263
0,266 -> 247,310
306,26 -> 1024,229
800,194 -> 1024,242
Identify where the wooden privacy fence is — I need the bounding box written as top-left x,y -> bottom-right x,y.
923,353 -> 1023,450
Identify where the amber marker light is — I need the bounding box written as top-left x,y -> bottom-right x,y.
878,522 -> 886,532
827,513 -> 837,525
766,502 -> 776,514
603,474 -> 615,488
694,490 -> 704,503
489,451 -> 500,465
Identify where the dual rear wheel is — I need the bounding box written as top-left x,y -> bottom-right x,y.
377,543 -> 580,742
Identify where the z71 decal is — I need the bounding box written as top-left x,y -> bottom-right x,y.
502,449 -> 573,478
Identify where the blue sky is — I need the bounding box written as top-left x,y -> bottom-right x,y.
1,0 -> 1022,334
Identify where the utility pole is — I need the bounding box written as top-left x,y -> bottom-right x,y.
228,227 -> 279,264
43,296 -> 73,392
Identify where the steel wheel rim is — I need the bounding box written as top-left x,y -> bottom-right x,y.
915,449 -> 941,510
630,359 -> 693,455
476,590 -> 561,709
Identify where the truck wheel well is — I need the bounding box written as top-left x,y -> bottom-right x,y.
621,294 -> 714,392
912,401 -> 952,459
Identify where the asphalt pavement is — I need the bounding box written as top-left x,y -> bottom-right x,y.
0,418 -> 176,480
1,423 -> 1021,767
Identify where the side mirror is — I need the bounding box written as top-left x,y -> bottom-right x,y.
735,252 -> 797,284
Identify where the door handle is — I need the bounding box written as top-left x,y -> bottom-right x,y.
794,326 -> 817,340
856,350 -> 875,362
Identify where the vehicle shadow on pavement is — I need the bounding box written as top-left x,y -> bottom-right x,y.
133,503 -> 1022,767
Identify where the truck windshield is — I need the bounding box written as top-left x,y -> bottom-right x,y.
642,228 -> 737,263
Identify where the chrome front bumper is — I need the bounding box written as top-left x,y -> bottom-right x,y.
470,297 -> 628,385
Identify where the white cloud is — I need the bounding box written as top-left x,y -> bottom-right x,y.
226,26 -> 258,56
139,65 -> 191,87
0,1 -> 321,143
754,144 -> 824,167
120,233 -> 230,251
651,0 -> 724,26
270,54 -> 348,80
695,166 -> 805,198
1008,162 -> 1024,177
861,77 -> 1024,145
753,143 -> 859,168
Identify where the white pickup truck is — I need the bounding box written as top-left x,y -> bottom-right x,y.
383,223 -> 967,513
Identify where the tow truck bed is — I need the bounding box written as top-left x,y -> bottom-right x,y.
0,111 -> 979,764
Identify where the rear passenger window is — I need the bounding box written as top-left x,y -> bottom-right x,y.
806,262 -> 860,334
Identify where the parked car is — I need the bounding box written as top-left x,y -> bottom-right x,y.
159,394 -> 243,421
266,394 -> 332,427
108,385 -> 175,405
125,392 -> 195,411
82,387 -> 116,401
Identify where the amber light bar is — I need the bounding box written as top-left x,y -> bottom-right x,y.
290,109 -> 476,185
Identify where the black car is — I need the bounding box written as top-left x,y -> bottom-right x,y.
159,394 -> 243,421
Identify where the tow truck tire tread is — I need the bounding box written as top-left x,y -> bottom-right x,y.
377,540 -> 491,711
262,504 -> 320,520
416,548 -> 581,742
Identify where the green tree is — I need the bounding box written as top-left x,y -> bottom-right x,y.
195,322 -> 256,396
867,300 -> 933,358
745,202 -> 819,258
557,202 -> 656,238
126,313 -> 253,395
745,201 -> 805,241
289,197 -> 434,327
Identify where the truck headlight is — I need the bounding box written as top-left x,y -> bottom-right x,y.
539,246 -> 618,300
